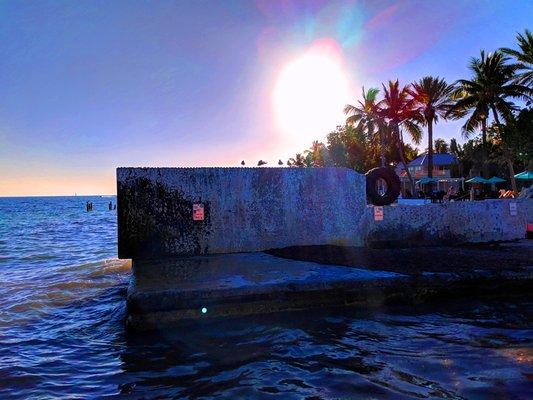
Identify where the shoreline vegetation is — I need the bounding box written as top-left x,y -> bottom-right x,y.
282,29 -> 532,196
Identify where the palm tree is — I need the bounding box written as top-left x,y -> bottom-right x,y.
304,140 -> 325,166
378,80 -> 423,195
449,50 -> 531,185
288,153 -> 306,167
450,138 -> 464,176
501,29 -> 533,87
409,76 -> 454,179
344,87 -> 387,166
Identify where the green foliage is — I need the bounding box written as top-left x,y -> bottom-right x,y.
325,125 -> 370,172
501,29 -> 533,87
434,138 -> 449,154
495,107 -> 533,168
409,76 -> 455,124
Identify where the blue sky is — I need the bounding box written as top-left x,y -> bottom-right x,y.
0,0 -> 531,195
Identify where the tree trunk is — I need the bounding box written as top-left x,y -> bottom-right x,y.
396,125 -> 417,198
379,129 -> 385,167
481,118 -> 488,178
507,156 -> 518,193
491,107 -> 518,194
427,118 -> 434,194
427,119 -> 434,178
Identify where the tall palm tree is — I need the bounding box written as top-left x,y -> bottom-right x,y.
378,80 -> 423,195
449,50 -> 531,184
344,87 -> 387,166
304,140 -> 325,166
409,76 -> 454,179
501,29 -> 533,87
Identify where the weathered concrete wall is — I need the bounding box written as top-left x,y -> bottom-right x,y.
363,199 -> 531,247
117,167 -> 367,259
118,167 -> 531,259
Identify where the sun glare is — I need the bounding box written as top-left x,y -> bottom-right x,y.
273,44 -> 351,146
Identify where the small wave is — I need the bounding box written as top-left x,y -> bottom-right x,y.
0,258 -> 131,319
87,258 -> 132,277
21,253 -> 57,261
56,258 -> 131,275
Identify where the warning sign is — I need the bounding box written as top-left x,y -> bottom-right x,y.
193,203 -> 204,221
374,206 -> 384,221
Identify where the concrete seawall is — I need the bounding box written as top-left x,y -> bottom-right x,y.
117,167 -> 367,259
118,167 -> 532,328
363,199 -> 531,247
118,167 -> 530,257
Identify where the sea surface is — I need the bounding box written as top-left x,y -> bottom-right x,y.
0,196 -> 531,399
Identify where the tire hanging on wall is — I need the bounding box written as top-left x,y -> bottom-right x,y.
365,167 -> 401,206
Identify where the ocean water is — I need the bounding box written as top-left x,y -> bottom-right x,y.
0,196 -> 531,399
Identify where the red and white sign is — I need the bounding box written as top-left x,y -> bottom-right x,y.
193,203 -> 204,221
374,206 -> 384,221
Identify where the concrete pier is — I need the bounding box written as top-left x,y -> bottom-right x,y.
118,167 -> 530,257
118,167 -> 532,328
126,245 -> 533,330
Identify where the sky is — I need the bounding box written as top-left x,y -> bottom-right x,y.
0,0 -> 531,196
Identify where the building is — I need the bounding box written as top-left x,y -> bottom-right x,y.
397,153 -> 464,196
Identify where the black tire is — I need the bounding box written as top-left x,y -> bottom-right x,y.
365,167 -> 401,206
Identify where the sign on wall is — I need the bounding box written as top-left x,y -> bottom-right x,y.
509,202 -> 517,216
193,203 -> 204,221
374,206 -> 384,221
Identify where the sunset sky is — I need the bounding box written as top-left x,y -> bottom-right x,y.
1,0 -> 531,196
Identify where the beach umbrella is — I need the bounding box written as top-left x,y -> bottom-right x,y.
514,170 -> 533,180
417,176 -> 439,185
466,176 -> 489,184
486,176 -> 506,183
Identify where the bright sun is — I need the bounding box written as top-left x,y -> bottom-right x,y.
273,47 -> 350,146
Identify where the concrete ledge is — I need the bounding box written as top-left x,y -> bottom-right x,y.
126,253 -> 404,319
126,246 -> 533,330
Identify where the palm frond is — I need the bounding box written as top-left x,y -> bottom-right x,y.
403,120 -> 422,144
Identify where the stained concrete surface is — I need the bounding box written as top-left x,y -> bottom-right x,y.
117,167 -> 367,258
127,252 -> 405,313
363,199 -> 532,246
117,167 -> 531,257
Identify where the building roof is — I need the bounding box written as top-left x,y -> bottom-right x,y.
408,153 -> 458,167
